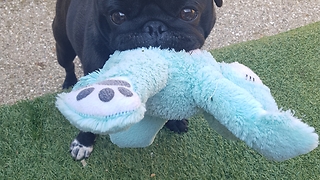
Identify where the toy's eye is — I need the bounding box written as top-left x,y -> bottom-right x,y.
110,11 -> 127,25
180,8 -> 198,21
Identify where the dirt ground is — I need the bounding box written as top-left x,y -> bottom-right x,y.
1,0 -> 319,105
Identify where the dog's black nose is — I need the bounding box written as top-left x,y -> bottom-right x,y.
143,21 -> 168,36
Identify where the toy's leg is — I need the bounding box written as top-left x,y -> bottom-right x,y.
247,111 -> 318,161
109,115 -> 167,148
205,108 -> 318,161
194,73 -> 318,161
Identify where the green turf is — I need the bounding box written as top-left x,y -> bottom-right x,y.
1,21 -> 320,179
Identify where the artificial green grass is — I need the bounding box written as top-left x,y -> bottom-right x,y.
1,21 -> 320,179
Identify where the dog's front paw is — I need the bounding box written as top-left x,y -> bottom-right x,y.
70,139 -> 93,160
165,119 -> 189,133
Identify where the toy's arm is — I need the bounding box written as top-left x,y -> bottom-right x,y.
193,69 -> 266,133
74,49 -> 170,103
56,48 -> 171,134
219,62 -> 278,112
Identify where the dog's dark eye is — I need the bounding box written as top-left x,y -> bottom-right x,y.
110,11 -> 127,25
180,8 -> 198,21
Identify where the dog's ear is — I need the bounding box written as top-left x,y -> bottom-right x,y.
214,0 -> 223,7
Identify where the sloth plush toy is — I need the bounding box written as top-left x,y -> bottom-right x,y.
56,47 -> 318,161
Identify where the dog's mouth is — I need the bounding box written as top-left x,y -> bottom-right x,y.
112,32 -> 203,52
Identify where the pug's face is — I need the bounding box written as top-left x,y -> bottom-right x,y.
95,0 -> 222,52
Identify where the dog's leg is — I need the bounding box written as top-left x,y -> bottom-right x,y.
55,42 -> 77,89
52,0 -> 77,89
70,131 -> 96,160
164,119 -> 188,133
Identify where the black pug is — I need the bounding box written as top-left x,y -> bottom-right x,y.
52,0 -> 223,160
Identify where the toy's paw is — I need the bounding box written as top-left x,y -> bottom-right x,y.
70,139 -> 93,160
165,119 -> 189,133
72,78 -> 140,117
56,78 -> 145,134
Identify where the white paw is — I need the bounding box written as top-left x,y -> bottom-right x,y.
69,139 -> 93,160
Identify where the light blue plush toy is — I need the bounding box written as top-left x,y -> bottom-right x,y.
56,47 -> 318,161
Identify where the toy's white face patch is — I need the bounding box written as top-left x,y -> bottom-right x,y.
229,62 -> 263,84
65,78 -> 141,117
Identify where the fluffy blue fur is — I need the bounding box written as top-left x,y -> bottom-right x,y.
56,47 -> 318,161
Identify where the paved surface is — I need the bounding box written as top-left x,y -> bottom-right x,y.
1,0 -> 320,105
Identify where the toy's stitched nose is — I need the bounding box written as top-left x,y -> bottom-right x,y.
143,21 -> 168,36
